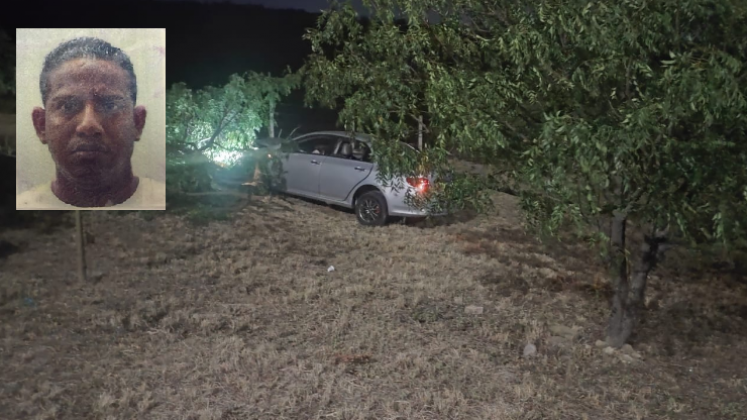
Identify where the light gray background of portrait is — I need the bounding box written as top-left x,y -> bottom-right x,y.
15,28 -> 166,195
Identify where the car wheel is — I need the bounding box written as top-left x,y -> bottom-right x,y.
355,191 -> 389,226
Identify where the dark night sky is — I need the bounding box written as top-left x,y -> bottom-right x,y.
161,0 -> 432,20
229,0 -> 366,13
161,0 -> 369,13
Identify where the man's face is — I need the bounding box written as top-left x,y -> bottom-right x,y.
32,58 -> 146,180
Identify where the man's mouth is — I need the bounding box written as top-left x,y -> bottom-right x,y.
71,144 -> 108,154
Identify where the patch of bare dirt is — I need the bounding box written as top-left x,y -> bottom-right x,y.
0,191 -> 745,419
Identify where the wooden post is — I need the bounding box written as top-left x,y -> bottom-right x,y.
75,210 -> 87,282
417,115 -> 424,150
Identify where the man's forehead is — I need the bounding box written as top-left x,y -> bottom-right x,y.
48,58 -> 130,97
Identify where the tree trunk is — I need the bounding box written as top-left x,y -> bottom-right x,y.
606,218 -> 666,348
606,211 -> 629,347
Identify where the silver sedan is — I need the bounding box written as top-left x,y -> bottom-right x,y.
256,131 -> 447,225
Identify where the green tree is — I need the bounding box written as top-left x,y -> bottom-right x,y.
166,71 -> 299,193
303,0 -> 747,347
304,13 -> 429,143
303,2 -> 494,210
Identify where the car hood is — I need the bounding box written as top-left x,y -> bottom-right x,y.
253,137 -> 287,151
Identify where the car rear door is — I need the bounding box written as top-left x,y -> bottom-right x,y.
318,137 -> 374,202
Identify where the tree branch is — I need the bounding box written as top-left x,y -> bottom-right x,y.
625,61 -> 632,102
621,187 -> 645,216
196,107 -> 232,152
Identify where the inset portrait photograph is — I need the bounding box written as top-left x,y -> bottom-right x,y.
16,28 -> 166,210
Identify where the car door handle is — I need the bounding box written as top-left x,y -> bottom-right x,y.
354,166 -> 366,171
310,159 -> 320,165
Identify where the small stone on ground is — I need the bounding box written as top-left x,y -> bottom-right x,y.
465,305 -> 483,315
549,324 -> 579,339
523,343 -> 537,358
547,336 -> 571,349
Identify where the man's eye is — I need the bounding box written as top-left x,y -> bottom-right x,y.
58,99 -> 84,113
101,101 -> 121,112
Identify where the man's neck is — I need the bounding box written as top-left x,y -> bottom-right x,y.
52,169 -> 140,207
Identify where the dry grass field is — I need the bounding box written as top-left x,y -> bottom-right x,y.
1,188 -> 746,419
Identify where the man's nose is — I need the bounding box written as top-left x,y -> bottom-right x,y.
76,103 -> 104,137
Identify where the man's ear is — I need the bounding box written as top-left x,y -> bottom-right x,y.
32,107 -> 47,144
133,105 -> 147,141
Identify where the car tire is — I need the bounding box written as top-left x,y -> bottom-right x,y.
355,191 -> 389,226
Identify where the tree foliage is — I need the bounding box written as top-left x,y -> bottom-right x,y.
166,71 -> 299,193
302,2 -> 497,211
303,0 -> 747,346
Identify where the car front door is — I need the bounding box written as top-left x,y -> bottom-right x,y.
284,135 -> 339,197
318,137 -> 375,202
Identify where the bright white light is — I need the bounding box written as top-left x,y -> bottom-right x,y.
210,150 -> 244,166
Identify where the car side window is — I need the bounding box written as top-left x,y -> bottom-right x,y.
352,141 -> 372,163
296,136 -> 338,155
336,140 -> 371,162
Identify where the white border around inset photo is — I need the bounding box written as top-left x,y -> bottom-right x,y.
15,28 -> 166,210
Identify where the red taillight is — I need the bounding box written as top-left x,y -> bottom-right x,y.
406,177 -> 429,193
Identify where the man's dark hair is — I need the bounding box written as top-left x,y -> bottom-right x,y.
40,37 -> 137,105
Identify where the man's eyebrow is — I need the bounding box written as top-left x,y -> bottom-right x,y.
49,94 -> 126,103
49,95 -> 80,104
95,94 -> 127,101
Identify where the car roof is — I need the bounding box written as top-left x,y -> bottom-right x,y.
293,131 -> 418,151
294,131 -> 373,144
